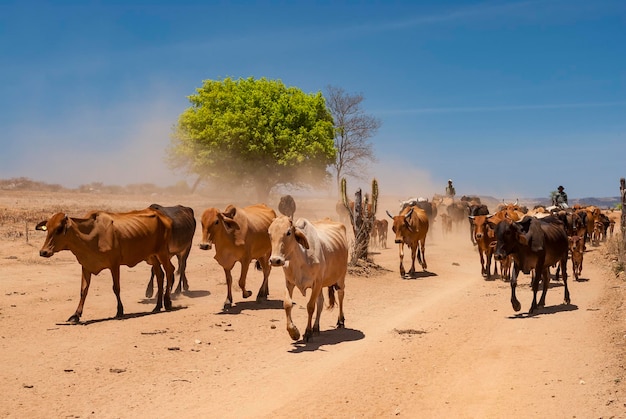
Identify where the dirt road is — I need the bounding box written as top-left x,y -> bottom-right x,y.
0,192 -> 624,418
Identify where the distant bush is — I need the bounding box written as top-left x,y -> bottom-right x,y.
0,177 -> 65,192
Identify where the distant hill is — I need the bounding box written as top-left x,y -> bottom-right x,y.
480,196 -> 621,210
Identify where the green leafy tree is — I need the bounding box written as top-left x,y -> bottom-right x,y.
168,77 -> 336,201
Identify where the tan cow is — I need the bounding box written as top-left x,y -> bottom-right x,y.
375,218 -> 388,249
199,204 -> 276,310
386,205 -> 429,277
569,235 -> 585,280
439,213 -> 453,237
268,216 -> 348,342
36,208 -> 175,323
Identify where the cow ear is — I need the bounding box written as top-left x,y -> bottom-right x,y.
294,227 -> 310,250
35,220 -> 47,231
223,206 -> 237,219
222,218 -> 240,231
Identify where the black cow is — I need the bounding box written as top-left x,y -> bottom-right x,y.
278,195 -> 297,219
492,215 -> 570,314
145,204 -> 196,298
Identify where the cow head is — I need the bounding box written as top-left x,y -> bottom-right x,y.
268,215 -> 309,267
469,214 -> 493,241
37,213 -> 71,257
387,208 -> 415,244
199,207 -> 242,250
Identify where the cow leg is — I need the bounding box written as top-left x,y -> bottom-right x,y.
237,260 -> 253,300
157,255 -> 175,311
304,284 -> 323,342
111,265 -> 124,318
537,268 -> 550,308
174,254 -> 183,294
420,240 -> 427,270
311,291 -> 324,336
256,257 -> 271,302
152,264 -> 165,312
284,282 -> 300,341
145,270 -> 155,298
479,249 -> 486,277
409,245 -> 417,276
528,269 -> 543,315
336,286 -> 345,329
486,251 -> 493,280
178,248 -> 192,293
398,243 -> 405,277
510,265 -> 522,312
223,268 -> 234,310
68,267 -> 93,323
561,257 -> 571,306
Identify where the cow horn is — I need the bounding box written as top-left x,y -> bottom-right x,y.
514,199 -> 518,206
386,210 -> 394,219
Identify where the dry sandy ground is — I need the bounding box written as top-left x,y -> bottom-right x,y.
1,190 -> 625,419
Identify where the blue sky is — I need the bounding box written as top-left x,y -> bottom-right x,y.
1,0 -> 624,200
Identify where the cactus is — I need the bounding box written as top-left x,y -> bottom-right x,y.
341,178 -> 379,264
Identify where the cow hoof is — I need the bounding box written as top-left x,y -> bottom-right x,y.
337,319 -> 345,328
67,314 -> 80,324
145,288 -> 154,299
288,327 -> 300,341
223,302 -> 232,310
304,330 -> 313,342
512,301 -> 522,312
243,290 -> 252,299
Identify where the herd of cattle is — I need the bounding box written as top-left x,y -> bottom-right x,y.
33,193 -> 620,341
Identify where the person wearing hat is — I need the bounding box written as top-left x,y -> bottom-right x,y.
445,179 -> 456,198
554,185 -> 568,208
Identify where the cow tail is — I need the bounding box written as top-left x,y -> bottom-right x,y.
327,284 -> 337,309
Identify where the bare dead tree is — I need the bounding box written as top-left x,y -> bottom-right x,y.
341,177 -> 378,264
326,86 -> 381,196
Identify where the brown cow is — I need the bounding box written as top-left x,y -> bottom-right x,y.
386,206 -> 429,277
370,218 -> 388,250
492,215 -> 570,314
144,204 -> 196,298
469,214 -> 498,279
376,218 -> 388,249
36,208 -> 175,323
199,204 -> 276,310
268,216 -> 348,342
499,254 -> 512,282
569,235 -> 585,280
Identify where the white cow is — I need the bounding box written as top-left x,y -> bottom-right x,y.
268,216 -> 348,342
